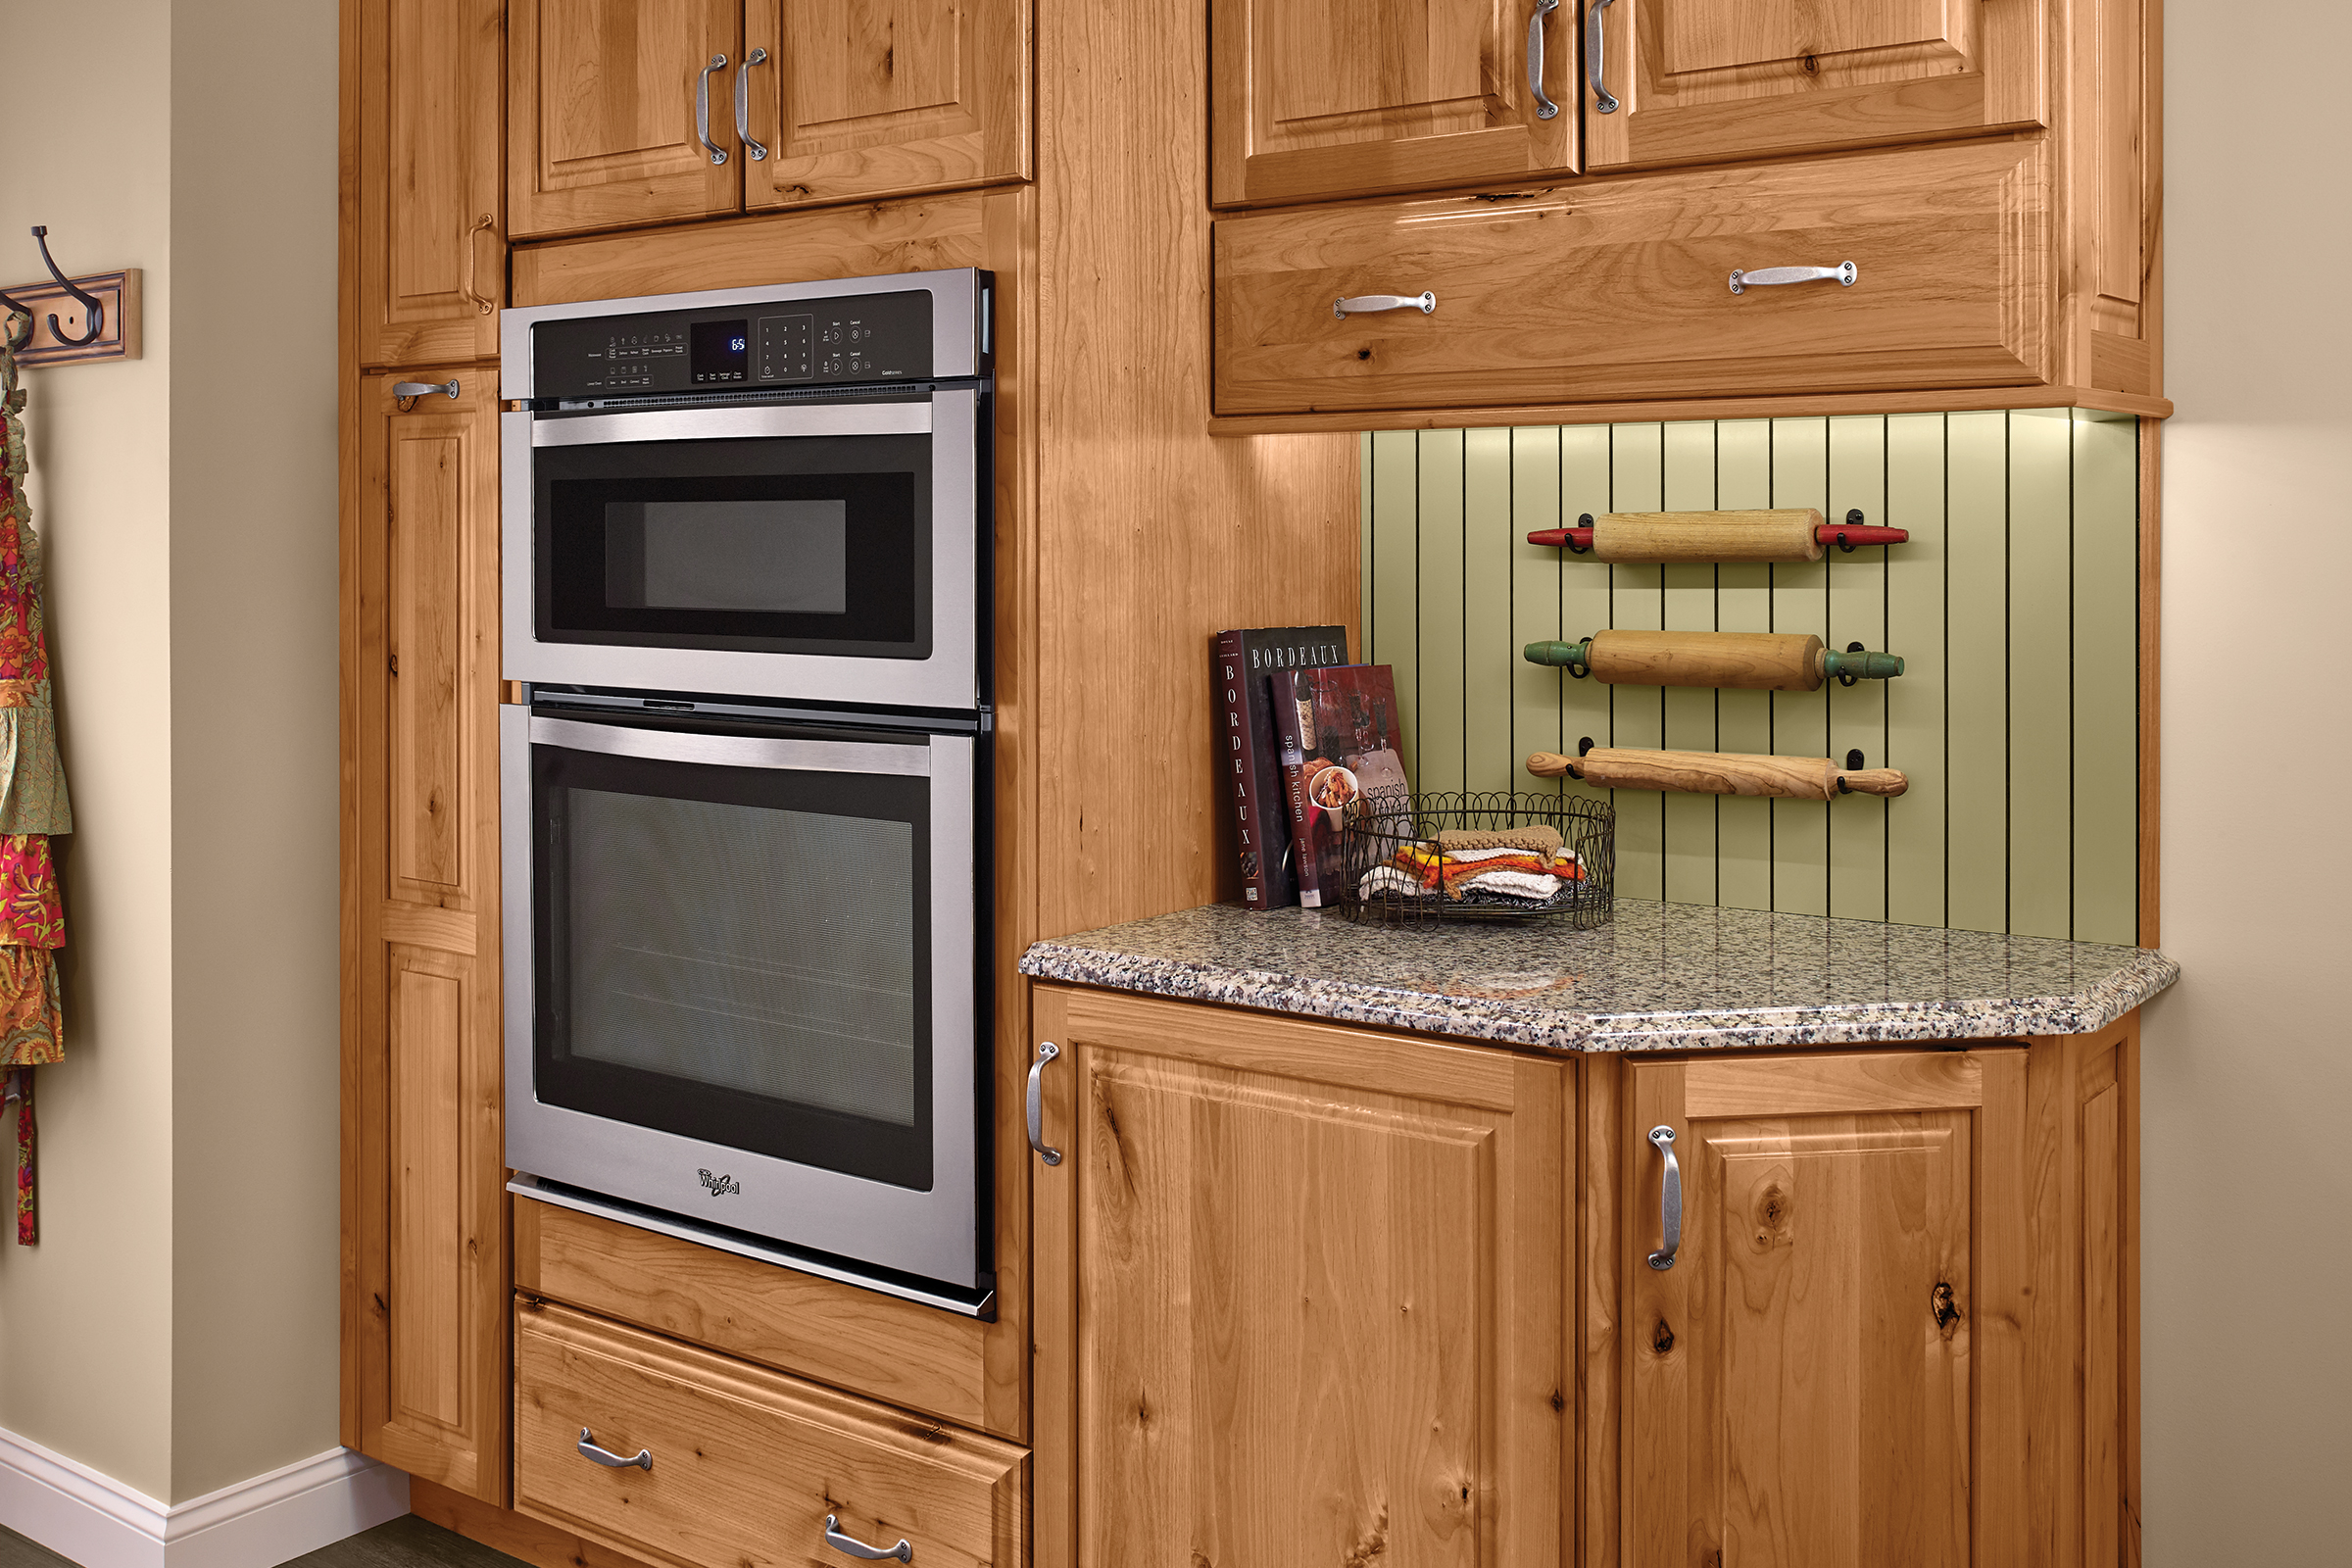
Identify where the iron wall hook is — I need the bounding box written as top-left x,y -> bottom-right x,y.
28,227 -> 104,348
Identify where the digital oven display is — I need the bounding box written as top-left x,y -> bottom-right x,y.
690,318 -> 750,384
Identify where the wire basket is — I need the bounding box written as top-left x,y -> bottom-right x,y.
1336,790 -> 1615,927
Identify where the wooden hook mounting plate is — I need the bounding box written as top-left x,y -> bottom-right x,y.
2,270 -> 141,367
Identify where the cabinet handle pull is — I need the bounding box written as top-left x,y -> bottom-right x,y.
1528,0 -> 1561,120
575,1428 -> 651,1471
462,214 -> 497,315
1027,1042 -> 1062,1166
1729,261 -> 1857,294
392,379 -> 460,411
1586,0 -> 1619,115
1646,1125 -> 1681,1271
825,1516 -> 912,1564
735,47 -> 769,161
697,54 -> 730,165
1334,291 -> 1436,319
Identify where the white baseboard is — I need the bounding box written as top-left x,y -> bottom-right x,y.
0,1431 -> 409,1568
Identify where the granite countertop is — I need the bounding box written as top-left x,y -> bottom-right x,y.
1017,900 -> 2180,1053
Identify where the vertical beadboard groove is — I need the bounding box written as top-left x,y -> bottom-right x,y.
1358,410 -> 2139,936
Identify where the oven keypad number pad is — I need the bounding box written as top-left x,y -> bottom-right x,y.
759,314 -> 815,382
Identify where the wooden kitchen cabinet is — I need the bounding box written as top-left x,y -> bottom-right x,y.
1030,985 -> 1567,1568
1583,0 -> 2046,172
351,0 -> 505,367
341,369 -> 508,1504
511,0 -> 1029,240
1208,0 -> 1580,207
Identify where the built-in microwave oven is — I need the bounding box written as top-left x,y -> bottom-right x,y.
499,270 -> 990,713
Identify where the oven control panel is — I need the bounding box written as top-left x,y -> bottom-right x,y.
534,287 -> 940,399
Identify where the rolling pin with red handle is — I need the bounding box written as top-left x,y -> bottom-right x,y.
1527,747 -> 1909,801
1524,629 -> 1903,690
1526,508 -> 1909,561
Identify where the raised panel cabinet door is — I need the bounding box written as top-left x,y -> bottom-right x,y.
1585,0 -> 2045,170
1211,0 -> 1582,206
345,370 -> 507,1502
1031,987 -> 1565,1568
1622,1051 -> 2030,1568
356,0 -> 506,367
742,0 -> 1031,211
509,0 -> 743,239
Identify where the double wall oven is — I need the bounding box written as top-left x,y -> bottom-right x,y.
499,270 -> 994,1313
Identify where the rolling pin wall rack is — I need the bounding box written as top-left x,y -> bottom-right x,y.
1520,508 -> 1913,801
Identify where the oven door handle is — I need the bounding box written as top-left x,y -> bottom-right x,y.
530,401 -> 935,448
528,714 -> 934,777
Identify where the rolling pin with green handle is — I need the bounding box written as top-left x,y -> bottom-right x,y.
1525,508 -> 1909,561
1527,747 -> 1910,801
1525,629 -> 1903,691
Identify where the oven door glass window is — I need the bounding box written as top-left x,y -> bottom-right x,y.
534,420 -> 931,660
532,728 -> 933,1191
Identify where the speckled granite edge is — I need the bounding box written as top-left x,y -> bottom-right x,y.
1017,928 -> 2181,1054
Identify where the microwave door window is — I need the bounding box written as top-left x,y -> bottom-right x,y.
535,742 -> 934,1191
604,499 -> 850,614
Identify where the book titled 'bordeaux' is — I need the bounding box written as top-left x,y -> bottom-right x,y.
1213,626 -> 1348,908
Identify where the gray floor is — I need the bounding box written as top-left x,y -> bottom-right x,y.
0,1514 -> 532,1568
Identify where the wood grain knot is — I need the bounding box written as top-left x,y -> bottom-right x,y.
1342,1506 -> 1389,1567
1651,1318 -> 1675,1355
1932,1281 -> 1962,1338
1750,1183 -> 1792,1249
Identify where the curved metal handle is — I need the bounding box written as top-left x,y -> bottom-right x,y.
1528,0 -> 1561,120
463,214 -> 497,315
697,55 -> 730,165
1334,291 -> 1436,319
1586,0 -> 1619,115
1646,1126 -> 1681,1271
392,379 -> 460,408
1027,1043 -> 1061,1166
1729,261 -> 1857,295
825,1516 -> 912,1563
576,1428 -> 652,1471
736,47 -> 769,161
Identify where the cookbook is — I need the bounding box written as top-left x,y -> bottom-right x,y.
1269,664 -> 1409,908
1213,626 -> 1348,907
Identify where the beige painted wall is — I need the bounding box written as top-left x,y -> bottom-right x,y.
2143,0 -> 2352,1558
0,0 -> 179,1505
0,0 -> 340,1509
167,0 -> 342,1503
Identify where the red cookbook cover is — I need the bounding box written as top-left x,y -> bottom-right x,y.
1214,626 -> 1348,908
1270,664 -> 1410,908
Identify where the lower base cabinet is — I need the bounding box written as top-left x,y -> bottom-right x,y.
514,1300 -> 1028,1568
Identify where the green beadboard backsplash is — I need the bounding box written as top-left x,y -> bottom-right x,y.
1358,411 -> 2140,943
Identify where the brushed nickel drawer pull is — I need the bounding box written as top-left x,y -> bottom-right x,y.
1528,0 -> 1561,120
697,55 -> 730,166
1334,291 -> 1436,319
1729,261 -> 1857,294
392,379 -> 460,411
1587,0 -> 1619,115
735,47 -> 770,161
1027,1042 -> 1062,1166
826,1515 -> 912,1563
575,1428 -> 652,1471
1646,1125 -> 1681,1271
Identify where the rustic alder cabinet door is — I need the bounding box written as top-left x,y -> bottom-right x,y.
1620,1052 -> 2030,1568
345,371 -> 507,1503
1031,987 -> 1565,1568
1585,0 -> 2045,171
741,0 -> 1030,211
1209,0 -> 1582,207
509,0 -> 744,238
356,0 -> 505,367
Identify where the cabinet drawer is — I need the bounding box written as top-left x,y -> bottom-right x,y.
515,1301 -> 1025,1568
1214,140 -> 2050,416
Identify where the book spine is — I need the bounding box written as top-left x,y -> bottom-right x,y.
1215,631 -> 1276,908
1270,668 -> 1323,907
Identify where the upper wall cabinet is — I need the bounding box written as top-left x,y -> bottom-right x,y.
1210,0 -> 1582,207
511,0 -> 1030,240
354,0 -> 506,368
1583,0 -> 2045,170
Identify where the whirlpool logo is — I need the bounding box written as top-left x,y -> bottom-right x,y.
697,1169 -> 741,1197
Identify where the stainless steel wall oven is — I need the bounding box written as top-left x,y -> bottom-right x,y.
499,271 -> 994,1314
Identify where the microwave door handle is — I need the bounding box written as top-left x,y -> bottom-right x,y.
530,402 -> 934,447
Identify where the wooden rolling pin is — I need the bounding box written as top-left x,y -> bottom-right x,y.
1528,747 -> 1909,801
1524,629 -> 1903,690
1526,508 -> 1908,562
